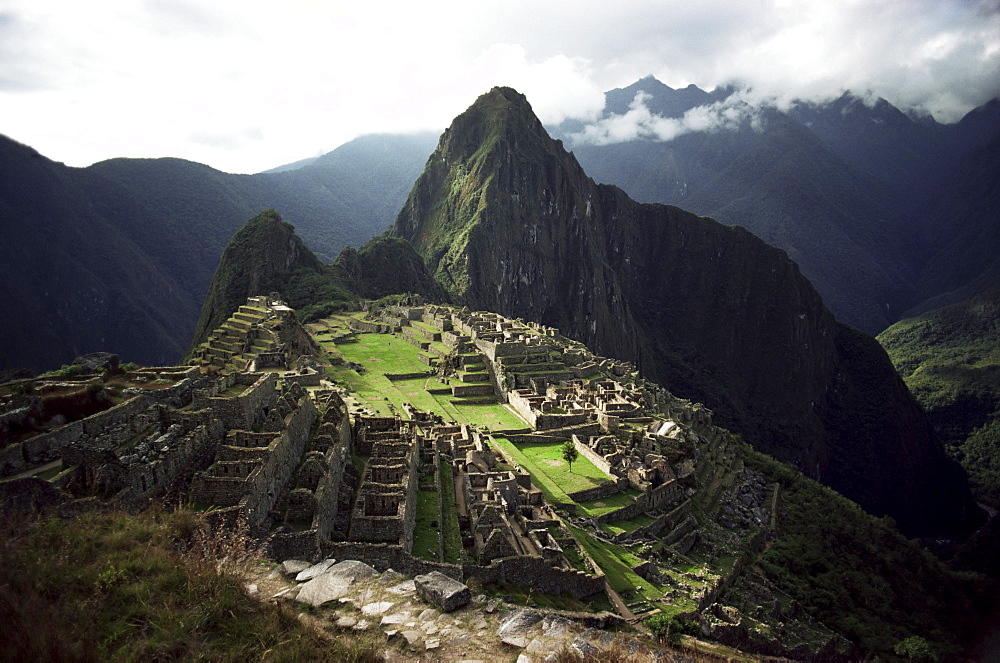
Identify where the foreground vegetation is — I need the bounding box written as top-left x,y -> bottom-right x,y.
748,448 -> 996,659
0,509 -> 379,662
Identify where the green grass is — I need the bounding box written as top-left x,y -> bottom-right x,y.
412,489 -> 441,561
513,440 -> 611,493
566,524 -> 668,605
0,509 -> 380,661
439,461 -> 464,564
323,328 -> 528,429
576,489 -> 641,517
490,436 -> 575,508
602,513 -> 656,535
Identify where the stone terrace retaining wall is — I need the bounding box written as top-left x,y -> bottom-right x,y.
319,541 -> 462,580
1,396 -> 151,475
463,556 -> 605,599
567,479 -> 627,503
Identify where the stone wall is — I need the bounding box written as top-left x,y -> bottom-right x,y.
113,421 -> 223,510
463,556 -> 605,599
267,529 -> 322,562
347,318 -> 396,334
320,541 -> 463,580
241,394 -> 316,527
592,477 -> 685,525
572,436 -> 615,478
613,499 -> 691,543
189,389 -> 316,528
193,373 -> 277,430
567,479 -> 626,503
1,396 -> 152,475
280,369 -> 322,388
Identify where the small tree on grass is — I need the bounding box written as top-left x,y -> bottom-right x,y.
894,636 -> 938,662
561,440 -> 579,472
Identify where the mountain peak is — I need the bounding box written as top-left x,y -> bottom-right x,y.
393,86 -> 980,537
604,77 -> 714,118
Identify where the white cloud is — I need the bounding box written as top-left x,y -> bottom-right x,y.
569,90 -> 765,146
0,0 -> 996,173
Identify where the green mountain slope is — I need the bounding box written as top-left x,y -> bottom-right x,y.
878,282 -> 1000,507
392,86 -> 980,537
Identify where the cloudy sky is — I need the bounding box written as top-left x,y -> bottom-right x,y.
2,0 -> 998,174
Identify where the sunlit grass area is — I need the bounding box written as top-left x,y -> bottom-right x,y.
320,324 -> 528,429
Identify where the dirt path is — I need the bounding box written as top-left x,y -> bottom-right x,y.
605,581 -> 638,622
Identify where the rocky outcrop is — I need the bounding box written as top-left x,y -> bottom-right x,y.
191,209 -> 325,349
392,86 -> 980,537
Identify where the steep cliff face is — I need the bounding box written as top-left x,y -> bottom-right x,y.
393,87 -> 979,536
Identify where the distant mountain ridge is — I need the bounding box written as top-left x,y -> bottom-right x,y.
2,76 -> 996,378
0,132 -> 437,372
392,86 -> 980,537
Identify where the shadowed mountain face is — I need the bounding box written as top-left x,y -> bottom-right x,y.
556,79 -> 1000,335
393,87 -> 981,537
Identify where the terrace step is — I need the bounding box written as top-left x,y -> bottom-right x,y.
451,383 -> 495,398
451,396 -> 498,405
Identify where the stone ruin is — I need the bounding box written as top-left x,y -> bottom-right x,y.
0,297 -> 847,655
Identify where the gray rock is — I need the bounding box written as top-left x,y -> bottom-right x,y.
360,601 -> 395,615
378,568 -> 404,585
325,559 -> 377,583
541,615 -> 572,638
281,559 -> 312,577
295,558 -> 335,582
380,612 -> 410,626
414,571 -> 471,612
401,630 -> 423,648
388,579 -> 417,594
497,608 -> 543,639
571,638 -> 600,657
295,574 -> 351,607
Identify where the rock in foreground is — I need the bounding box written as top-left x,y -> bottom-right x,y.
414,571 -> 471,612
